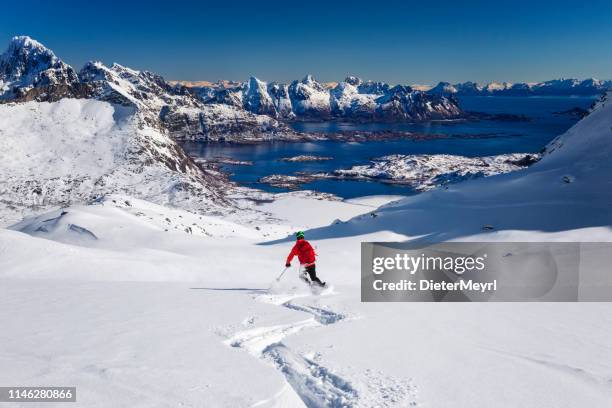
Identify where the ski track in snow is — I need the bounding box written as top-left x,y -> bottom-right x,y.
224,290 -> 417,407
263,343 -> 357,407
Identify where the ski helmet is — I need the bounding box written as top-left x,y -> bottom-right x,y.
296,231 -> 305,239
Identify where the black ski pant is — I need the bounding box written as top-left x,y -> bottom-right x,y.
304,264 -> 323,284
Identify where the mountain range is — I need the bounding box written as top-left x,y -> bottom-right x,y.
180,77 -> 611,120
1,35 -> 609,142
427,78 -> 612,96
0,36 -> 293,142
0,36 -> 463,135
195,75 -> 462,121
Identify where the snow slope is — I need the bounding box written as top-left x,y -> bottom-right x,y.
0,99 -> 225,226
1,188 -> 611,407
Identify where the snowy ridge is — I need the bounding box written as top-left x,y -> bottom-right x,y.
78,60 -> 292,141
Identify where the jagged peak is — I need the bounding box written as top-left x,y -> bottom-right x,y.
7,36 -> 53,54
247,76 -> 266,87
0,35 -> 78,92
2,36 -> 59,67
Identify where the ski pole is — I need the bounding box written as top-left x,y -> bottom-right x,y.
276,266 -> 289,282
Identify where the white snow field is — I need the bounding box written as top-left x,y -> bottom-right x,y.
0,99 -> 227,226
2,93 -> 612,407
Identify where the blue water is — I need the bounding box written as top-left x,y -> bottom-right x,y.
181,96 -> 597,198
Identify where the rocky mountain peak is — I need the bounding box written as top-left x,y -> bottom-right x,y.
0,35 -> 78,99
6,35 -> 54,57
248,76 -> 264,86
243,76 -> 276,116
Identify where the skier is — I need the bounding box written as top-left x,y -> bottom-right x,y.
285,231 -> 326,287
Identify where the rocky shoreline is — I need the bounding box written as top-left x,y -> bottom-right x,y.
179,126 -> 523,146
258,153 -> 541,191
279,155 -> 333,162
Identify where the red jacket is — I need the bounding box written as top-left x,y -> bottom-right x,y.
286,238 -> 316,265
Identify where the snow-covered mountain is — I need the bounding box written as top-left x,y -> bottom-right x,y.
0,36 -> 293,142
243,76 -> 277,116
193,75 -> 463,121
267,81 -> 295,119
0,36 -> 79,100
533,78 -> 612,95
287,74 -> 333,118
0,99 -> 231,225
428,78 -> 612,96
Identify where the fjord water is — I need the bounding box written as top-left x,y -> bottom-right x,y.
181,96 -> 596,198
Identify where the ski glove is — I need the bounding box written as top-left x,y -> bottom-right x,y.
285,262 -> 291,267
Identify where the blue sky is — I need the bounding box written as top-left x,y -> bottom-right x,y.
1,0 -> 611,84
